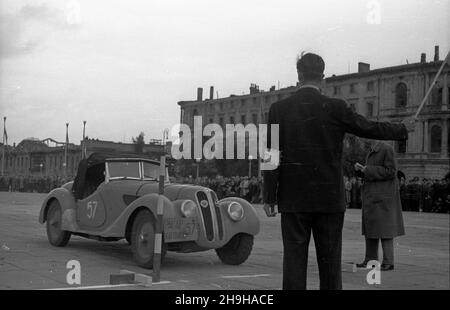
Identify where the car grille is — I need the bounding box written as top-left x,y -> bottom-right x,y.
196,190 -> 224,242
210,191 -> 224,240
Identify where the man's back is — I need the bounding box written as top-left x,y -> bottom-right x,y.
264,87 -> 407,213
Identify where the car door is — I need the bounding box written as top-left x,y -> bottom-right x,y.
76,183 -> 107,229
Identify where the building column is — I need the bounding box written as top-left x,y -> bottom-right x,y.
442,119 -> 448,157
423,120 -> 429,153
443,73 -> 449,110
441,72 -> 448,111
424,73 -> 430,106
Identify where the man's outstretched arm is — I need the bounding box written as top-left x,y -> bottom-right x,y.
337,100 -> 415,140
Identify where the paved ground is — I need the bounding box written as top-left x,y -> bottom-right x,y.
0,192 -> 448,290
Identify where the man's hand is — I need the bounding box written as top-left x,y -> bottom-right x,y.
402,117 -> 417,132
263,203 -> 277,217
354,162 -> 366,172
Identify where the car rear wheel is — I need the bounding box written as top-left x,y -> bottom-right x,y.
131,210 -> 166,268
215,233 -> 254,265
46,200 -> 71,247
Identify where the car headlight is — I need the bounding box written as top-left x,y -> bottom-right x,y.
227,202 -> 244,221
180,200 -> 197,218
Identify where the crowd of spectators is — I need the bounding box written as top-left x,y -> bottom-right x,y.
1,172 -> 448,214
176,176 -> 263,203
344,174 -> 450,214
0,175 -> 68,193
398,176 -> 449,213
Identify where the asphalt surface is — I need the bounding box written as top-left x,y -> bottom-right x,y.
0,192 -> 448,290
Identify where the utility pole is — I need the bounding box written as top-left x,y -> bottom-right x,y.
64,123 -> 69,179
1,117 -> 6,176
82,120 -> 87,159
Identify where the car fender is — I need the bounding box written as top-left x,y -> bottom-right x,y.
38,187 -> 78,231
99,193 -> 176,237
218,197 -> 260,243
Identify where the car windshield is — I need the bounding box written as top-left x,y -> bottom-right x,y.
143,162 -> 169,182
142,162 -> 160,180
108,161 -> 140,179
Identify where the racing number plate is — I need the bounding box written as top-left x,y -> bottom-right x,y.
163,217 -> 197,242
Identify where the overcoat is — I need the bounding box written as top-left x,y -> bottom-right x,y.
362,141 -> 405,238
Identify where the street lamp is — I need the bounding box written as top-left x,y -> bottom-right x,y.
39,163 -> 43,176
162,128 -> 169,145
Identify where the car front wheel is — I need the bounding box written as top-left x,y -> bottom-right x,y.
215,233 -> 254,265
131,210 -> 166,268
46,200 -> 71,247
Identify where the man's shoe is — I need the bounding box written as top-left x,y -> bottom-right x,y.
381,264 -> 394,271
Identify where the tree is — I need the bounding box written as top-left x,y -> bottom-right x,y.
132,132 -> 145,154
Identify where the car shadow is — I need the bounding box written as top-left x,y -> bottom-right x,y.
34,236 -> 237,273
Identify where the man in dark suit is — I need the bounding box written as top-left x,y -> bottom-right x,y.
263,53 -> 416,290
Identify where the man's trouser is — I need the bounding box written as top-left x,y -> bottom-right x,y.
364,238 -> 394,265
281,212 -> 345,290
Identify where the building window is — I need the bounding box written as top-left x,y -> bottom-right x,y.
209,118 -> 213,124
241,115 -> 246,125
396,140 -> 407,154
333,86 -> 341,95
395,83 -> 407,107
264,112 -> 268,123
350,83 -> 357,94
220,102 -> 224,111
366,102 -> 374,117
367,81 -> 374,91
252,113 -> 258,125
219,117 -> 224,128
430,125 -> 442,153
431,87 -> 443,105
230,116 -> 235,124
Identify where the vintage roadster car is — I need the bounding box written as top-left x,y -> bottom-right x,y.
39,152 -> 260,268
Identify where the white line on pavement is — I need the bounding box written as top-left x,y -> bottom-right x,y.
153,281 -> 172,285
220,274 -> 271,279
42,280 -> 172,290
42,283 -> 143,290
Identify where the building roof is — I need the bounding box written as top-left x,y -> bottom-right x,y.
325,60 -> 447,82
178,60 -> 448,106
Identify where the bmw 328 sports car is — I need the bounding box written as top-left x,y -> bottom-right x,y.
38,153 -> 260,268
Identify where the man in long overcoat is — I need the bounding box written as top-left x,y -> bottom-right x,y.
355,140 -> 405,271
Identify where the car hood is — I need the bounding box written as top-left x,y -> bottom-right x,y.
137,182 -> 209,201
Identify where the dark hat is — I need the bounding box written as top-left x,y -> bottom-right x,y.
296,53 -> 325,79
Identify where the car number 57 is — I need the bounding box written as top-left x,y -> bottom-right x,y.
87,201 -> 98,219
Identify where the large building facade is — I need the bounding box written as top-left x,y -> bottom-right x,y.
178,47 -> 449,179
0,138 -> 168,179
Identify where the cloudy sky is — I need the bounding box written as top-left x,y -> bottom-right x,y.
0,0 -> 449,145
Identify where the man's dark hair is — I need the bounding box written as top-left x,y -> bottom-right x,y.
296,52 -> 325,81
